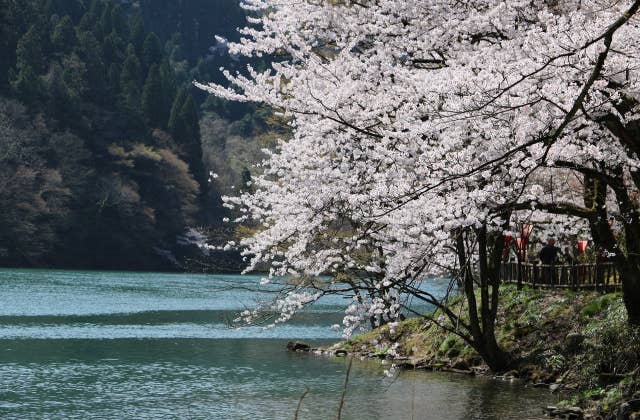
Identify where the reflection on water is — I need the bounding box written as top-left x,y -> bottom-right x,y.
0,269 -> 556,419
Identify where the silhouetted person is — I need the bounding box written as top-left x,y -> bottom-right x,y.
539,238 -> 560,265
539,238 -> 560,284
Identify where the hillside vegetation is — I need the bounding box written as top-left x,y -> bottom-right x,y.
0,0 -> 264,270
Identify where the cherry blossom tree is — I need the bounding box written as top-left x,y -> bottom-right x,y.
198,0 -> 640,369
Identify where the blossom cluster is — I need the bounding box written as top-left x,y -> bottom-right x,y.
198,0 -> 640,334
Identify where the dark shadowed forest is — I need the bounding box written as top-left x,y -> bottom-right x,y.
0,0 -> 271,271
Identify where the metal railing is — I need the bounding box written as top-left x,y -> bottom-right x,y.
500,261 -> 621,291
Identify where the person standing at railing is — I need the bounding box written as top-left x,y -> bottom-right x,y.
539,238 -> 560,284
539,238 -> 560,264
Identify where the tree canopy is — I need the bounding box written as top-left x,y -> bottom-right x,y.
199,0 -> 640,369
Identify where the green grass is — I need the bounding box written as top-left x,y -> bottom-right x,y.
580,293 -> 619,319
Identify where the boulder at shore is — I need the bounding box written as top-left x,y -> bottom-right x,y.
287,341 -> 311,352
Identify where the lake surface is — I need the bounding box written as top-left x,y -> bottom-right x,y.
0,269 -> 557,419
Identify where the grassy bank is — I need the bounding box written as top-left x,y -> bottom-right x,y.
334,285 -> 640,418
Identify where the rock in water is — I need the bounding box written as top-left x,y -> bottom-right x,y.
543,406 -> 583,419
286,341 -> 311,352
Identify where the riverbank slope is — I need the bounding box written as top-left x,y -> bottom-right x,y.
334,286 -> 640,418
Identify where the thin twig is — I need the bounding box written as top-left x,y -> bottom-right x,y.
411,364 -> 416,420
293,387 -> 309,420
336,357 -> 353,420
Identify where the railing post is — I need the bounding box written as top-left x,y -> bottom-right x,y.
596,259 -> 602,291
561,265 -> 568,286
571,263 -> 577,291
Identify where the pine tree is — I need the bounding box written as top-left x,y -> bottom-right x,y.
107,62 -> 119,90
76,30 -> 106,102
16,25 -> 45,73
142,32 -> 163,71
159,59 -> 176,125
62,52 -> 87,100
87,0 -> 103,20
168,89 -> 206,188
119,45 -> 141,112
141,64 -> 164,128
110,5 -> 127,38
102,31 -> 124,65
181,93 -> 207,191
99,2 -> 113,34
46,63 -> 74,123
129,13 -> 145,55
168,87 -> 187,137
10,65 -> 41,104
180,94 -> 200,146
51,15 -> 77,53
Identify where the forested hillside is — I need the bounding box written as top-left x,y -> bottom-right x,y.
0,0 -> 255,270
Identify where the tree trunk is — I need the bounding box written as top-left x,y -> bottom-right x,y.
457,226 -> 514,372
620,258 -> 640,325
476,332 -> 513,372
590,173 -> 640,325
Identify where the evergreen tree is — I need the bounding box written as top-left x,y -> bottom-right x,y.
102,31 -> 124,66
99,2 -> 113,34
16,25 -> 46,73
142,32 -> 163,71
51,15 -> 77,53
87,0 -> 104,20
168,88 -> 187,137
107,62 -> 120,96
118,45 -> 141,112
62,52 -> 87,100
76,30 -> 106,102
46,63 -> 74,124
141,64 -> 164,128
181,93 -> 206,190
77,13 -> 94,33
110,5 -> 127,38
180,94 -> 200,145
169,88 -> 206,188
159,59 -> 176,121
0,0 -> 34,91
10,65 -> 41,104
129,13 -> 145,54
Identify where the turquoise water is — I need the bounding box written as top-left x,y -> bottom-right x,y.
0,269 -> 556,419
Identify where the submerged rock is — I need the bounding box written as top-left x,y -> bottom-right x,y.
544,406 -> 583,419
451,359 -> 470,371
